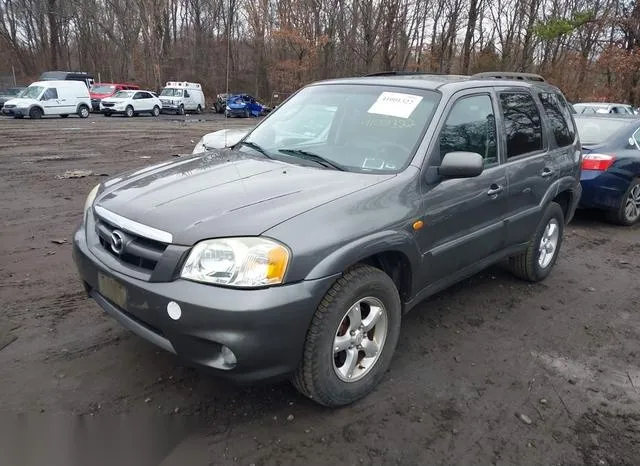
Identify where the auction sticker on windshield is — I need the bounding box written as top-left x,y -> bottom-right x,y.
367,92 -> 423,119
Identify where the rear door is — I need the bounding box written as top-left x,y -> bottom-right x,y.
417,89 -> 509,286
499,88 -> 557,245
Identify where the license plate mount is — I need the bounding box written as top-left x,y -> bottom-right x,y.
97,272 -> 127,309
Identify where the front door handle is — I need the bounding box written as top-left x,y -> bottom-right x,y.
541,167 -> 554,178
487,184 -> 504,196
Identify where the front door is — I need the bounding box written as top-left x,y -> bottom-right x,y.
416,90 -> 509,287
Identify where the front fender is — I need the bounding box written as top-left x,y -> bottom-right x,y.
305,229 -> 421,287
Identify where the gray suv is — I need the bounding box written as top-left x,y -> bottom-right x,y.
73,72 -> 582,407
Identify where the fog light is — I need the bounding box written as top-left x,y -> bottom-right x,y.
221,345 -> 237,366
167,301 -> 182,320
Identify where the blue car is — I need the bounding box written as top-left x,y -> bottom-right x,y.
575,114 -> 640,225
225,94 -> 266,118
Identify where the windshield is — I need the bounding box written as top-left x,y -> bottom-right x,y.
113,90 -> 134,98
160,88 -> 182,97
240,84 -> 440,173
21,86 -> 44,99
574,118 -> 633,145
91,85 -> 116,94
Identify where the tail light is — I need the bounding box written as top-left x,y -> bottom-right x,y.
582,153 -> 616,171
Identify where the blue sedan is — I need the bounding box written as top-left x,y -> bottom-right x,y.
575,115 -> 640,225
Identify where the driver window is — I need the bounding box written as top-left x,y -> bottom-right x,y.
184,91 -> 190,98
438,94 -> 498,166
43,88 -> 58,100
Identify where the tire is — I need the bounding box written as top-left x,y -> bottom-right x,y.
60,114 -> 69,118
125,106 -> 134,118
292,265 -> 402,407
606,178 -> 640,226
509,201 -> 565,282
196,104 -> 202,114
177,104 -> 184,115
152,106 -> 160,117
243,109 -> 250,118
77,105 -> 90,118
29,107 -> 43,119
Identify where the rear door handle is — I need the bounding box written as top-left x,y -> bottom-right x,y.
541,168 -> 554,178
487,184 -> 504,196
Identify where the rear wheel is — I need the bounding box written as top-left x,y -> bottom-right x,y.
509,202 -> 564,282
77,105 -> 90,118
125,106 -> 134,118
196,104 -> 202,114
29,107 -> 43,119
292,265 -> 401,407
607,178 -> 640,226
152,106 -> 160,117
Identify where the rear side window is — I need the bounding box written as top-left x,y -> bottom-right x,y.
499,92 -> 543,158
438,94 -> 498,166
539,92 -> 574,147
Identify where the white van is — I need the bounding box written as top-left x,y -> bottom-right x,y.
159,81 -> 205,115
1,80 -> 91,119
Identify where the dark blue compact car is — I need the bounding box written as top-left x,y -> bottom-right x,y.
575,115 -> 640,225
225,94 -> 265,118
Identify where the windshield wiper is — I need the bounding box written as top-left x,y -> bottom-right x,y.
236,140 -> 274,159
278,149 -> 345,171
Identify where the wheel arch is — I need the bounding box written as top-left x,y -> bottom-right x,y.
304,231 -> 420,304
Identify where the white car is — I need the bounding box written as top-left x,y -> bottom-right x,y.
192,127 -> 253,154
100,90 -> 162,117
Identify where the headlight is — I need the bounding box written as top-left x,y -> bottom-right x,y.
84,184 -> 100,213
181,237 -> 290,287
83,184 -> 100,223
226,105 -> 231,111
193,137 -> 205,154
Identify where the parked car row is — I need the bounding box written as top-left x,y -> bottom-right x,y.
1,79 -> 272,119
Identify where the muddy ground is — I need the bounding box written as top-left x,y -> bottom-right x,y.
0,115 -> 639,466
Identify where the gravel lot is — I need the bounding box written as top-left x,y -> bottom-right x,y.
1,115 -> 639,466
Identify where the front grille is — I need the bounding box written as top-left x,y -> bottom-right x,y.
95,217 -> 167,271
102,102 -> 115,108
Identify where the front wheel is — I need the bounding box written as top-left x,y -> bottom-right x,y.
29,107 -> 43,119
509,201 -> 565,282
292,265 -> 401,407
125,106 -> 134,118
607,178 -> 640,226
177,104 -> 184,115
152,106 -> 160,117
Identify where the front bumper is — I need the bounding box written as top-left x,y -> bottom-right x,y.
72,223 -> 337,383
100,107 -> 125,115
2,107 -> 25,116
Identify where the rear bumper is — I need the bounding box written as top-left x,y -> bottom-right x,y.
579,170 -> 629,210
72,223 -> 337,383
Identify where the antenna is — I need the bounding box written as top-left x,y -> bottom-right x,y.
224,0 -> 231,148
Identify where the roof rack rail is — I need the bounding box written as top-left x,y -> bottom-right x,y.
364,71 -> 428,77
471,71 -> 546,82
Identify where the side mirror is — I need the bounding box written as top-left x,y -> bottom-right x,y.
439,151 -> 484,178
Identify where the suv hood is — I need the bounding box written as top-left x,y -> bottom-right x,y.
95,150 -> 393,245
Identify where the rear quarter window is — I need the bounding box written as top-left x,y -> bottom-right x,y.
539,92 -> 575,147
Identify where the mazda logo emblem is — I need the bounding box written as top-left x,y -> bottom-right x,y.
110,230 -> 125,255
